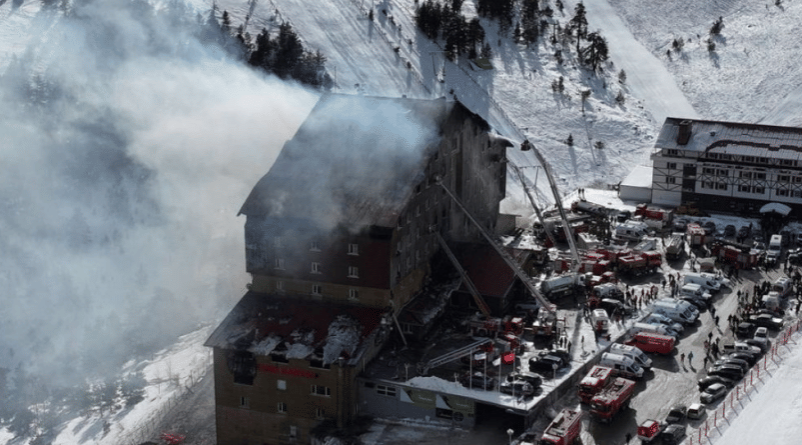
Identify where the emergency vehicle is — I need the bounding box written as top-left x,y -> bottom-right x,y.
624,332 -> 675,355
589,377 -> 636,422
539,408 -> 583,445
578,365 -> 614,404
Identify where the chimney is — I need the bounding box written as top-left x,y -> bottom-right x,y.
677,120 -> 692,145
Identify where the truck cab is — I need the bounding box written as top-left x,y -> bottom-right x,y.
767,234 -> 783,264
599,352 -> 644,379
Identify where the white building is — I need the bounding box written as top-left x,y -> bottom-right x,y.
651,117 -> 802,217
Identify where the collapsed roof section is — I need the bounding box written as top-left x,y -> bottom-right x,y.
205,291 -> 388,366
238,94 -> 456,232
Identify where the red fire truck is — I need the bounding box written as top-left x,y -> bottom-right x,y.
590,377 -> 636,422
578,365 -> 615,404
464,315 -> 524,337
616,251 -> 662,276
624,332 -> 675,355
539,408 -> 583,445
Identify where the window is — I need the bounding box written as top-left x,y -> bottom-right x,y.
755,173 -> 766,180
779,175 -> 791,183
316,408 -> 326,419
715,182 -> 728,191
753,186 -> 765,194
274,258 -> 285,270
702,167 -> 715,175
310,240 -> 320,251
311,262 -> 321,274
666,149 -> 679,156
777,188 -> 790,197
739,171 -> 752,179
289,426 -> 297,438
277,380 -> 287,390
311,385 -> 331,396
240,397 -> 249,408
665,177 -> 676,184
376,385 -> 397,397
312,284 -> 322,295
348,243 -> 359,255
739,185 -> 750,192
348,266 -> 359,278
277,402 -> 287,413
666,162 -> 677,169
717,169 -> 728,176
348,289 -> 359,300
276,280 -> 284,292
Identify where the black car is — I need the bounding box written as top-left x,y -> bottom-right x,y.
702,221 -> 716,235
749,313 -> 784,330
713,358 -> 749,373
599,298 -> 635,316
506,372 -> 543,388
660,424 -> 686,445
726,352 -> 757,367
617,210 -> 632,223
708,364 -> 744,381
538,348 -> 571,363
735,322 -> 756,339
724,224 -> 736,237
500,380 -> 535,397
698,375 -> 736,391
679,296 -> 706,311
529,355 -> 566,375
665,404 -> 687,424
738,225 -> 751,239
673,218 -> 689,232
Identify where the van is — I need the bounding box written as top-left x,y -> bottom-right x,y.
683,273 -> 721,293
680,283 -> 712,302
629,322 -> 675,338
767,234 -> 782,264
599,353 -> 644,379
624,332 -> 675,355
652,300 -> 698,324
772,277 -> 793,297
615,223 -> 648,241
610,343 -> 653,369
591,308 -> 610,332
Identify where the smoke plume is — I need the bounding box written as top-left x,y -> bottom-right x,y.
0,0 -> 318,385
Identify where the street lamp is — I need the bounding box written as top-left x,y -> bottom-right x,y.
507,428 -> 514,445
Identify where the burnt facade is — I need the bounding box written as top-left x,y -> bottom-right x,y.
207,94 -> 509,445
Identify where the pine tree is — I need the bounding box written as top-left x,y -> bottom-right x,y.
569,2 -> 588,55
582,32 -> 609,71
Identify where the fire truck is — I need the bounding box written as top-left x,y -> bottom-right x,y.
710,241 -> 758,270
686,223 -> 707,248
637,419 -> 665,443
616,251 -> 662,276
532,310 -> 566,339
589,377 -> 636,422
634,204 -> 673,228
464,315 -> 524,337
539,408 -> 583,445
578,365 -> 615,404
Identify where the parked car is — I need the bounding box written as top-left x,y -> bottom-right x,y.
687,403 -> 706,420
679,296 -> 707,312
735,322 -> 756,339
724,225 -> 736,237
673,218 -> 689,232
713,358 -> 749,373
506,372 -> 543,388
529,355 -> 567,375
698,375 -> 736,391
726,352 -> 758,367
749,313 -> 784,330
700,383 -> 728,404
738,225 -> 751,239
708,364 -> 744,381
665,404 -> 687,424
744,338 -> 770,354
500,380 -> 535,397
660,424 -> 686,445
617,210 -> 632,223
460,373 -> 496,390
702,221 -> 716,235
753,241 -> 766,253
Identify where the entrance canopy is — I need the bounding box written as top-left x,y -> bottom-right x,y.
760,202 -> 792,216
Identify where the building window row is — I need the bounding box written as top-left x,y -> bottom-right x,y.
311,385 -> 331,396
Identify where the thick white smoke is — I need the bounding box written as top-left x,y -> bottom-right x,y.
0,0 -> 318,385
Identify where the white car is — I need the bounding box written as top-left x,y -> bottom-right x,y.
752,327 -> 770,349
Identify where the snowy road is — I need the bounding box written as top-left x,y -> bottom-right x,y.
565,0 -> 699,125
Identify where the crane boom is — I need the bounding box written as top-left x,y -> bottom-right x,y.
438,180 -> 555,313
509,164 -> 559,248
527,141 -> 582,272
434,232 -> 492,316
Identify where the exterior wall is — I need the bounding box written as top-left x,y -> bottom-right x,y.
652,146 -> 802,216
356,379 -> 476,428
250,275 -> 392,309
213,347 -> 358,445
